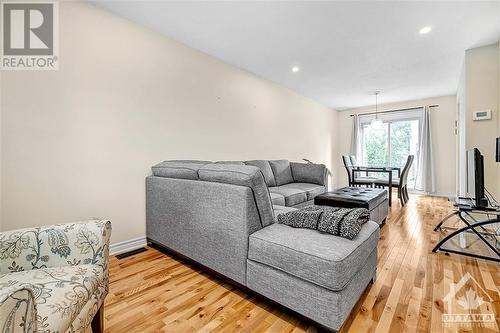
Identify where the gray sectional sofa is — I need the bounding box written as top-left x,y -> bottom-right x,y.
146,159 -> 380,331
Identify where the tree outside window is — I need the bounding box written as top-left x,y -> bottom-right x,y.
361,119 -> 419,187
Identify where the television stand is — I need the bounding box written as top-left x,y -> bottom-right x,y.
433,201 -> 500,263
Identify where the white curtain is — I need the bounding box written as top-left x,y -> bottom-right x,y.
415,106 -> 436,192
350,115 -> 361,160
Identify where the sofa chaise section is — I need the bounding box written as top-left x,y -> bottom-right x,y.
248,221 -> 379,291
247,220 -> 379,330
247,250 -> 377,331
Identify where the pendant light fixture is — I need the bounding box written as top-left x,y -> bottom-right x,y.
370,91 -> 383,129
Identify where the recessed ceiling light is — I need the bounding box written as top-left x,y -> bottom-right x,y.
419,26 -> 432,34
291,66 -> 300,73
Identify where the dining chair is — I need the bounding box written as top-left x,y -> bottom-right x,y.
342,155 -> 376,187
374,155 -> 414,206
350,155 -> 372,177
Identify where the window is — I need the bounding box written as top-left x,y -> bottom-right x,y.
359,110 -> 421,188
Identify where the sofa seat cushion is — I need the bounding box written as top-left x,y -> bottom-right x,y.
0,264 -> 106,333
270,192 -> 285,206
248,222 -> 380,291
269,185 -> 307,207
283,183 -> 326,201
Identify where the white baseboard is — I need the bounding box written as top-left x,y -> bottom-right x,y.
110,236 -> 147,256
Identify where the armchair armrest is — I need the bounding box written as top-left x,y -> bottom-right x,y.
0,220 -> 111,274
290,162 -> 328,188
0,286 -> 37,332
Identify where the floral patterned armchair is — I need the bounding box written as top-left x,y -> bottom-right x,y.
0,220 -> 111,333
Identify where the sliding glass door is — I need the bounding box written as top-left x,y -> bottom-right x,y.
360,114 -> 420,188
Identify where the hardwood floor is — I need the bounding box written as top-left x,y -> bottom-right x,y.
103,195 -> 499,332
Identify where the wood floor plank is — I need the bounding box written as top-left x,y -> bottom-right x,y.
101,194 -> 499,333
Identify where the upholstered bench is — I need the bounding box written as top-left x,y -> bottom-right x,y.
314,187 -> 388,225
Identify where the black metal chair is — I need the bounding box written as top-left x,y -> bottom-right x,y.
342,155 -> 377,187
374,155 -> 414,206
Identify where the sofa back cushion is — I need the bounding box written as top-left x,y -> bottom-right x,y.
245,160 -> 276,187
151,160 -> 210,180
290,162 -> 327,186
198,164 -> 274,227
269,160 -> 294,186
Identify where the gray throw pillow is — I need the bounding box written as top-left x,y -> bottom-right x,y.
290,162 -> 326,186
269,160 -> 294,186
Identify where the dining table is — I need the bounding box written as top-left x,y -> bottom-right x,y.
351,165 -> 401,206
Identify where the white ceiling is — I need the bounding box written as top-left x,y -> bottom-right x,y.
93,1 -> 500,110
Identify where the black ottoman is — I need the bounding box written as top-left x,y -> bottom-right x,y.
314,187 -> 388,225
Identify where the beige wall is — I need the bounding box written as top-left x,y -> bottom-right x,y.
0,2 -> 337,243
463,42 -> 499,197
335,95 -> 457,196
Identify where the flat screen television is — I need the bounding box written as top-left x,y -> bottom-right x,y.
466,148 -> 488,208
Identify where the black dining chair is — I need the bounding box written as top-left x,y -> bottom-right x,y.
350,155 -> 371,177
374,155 -> 414,206
342,155 -> 377,187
